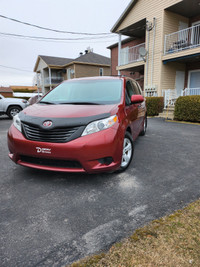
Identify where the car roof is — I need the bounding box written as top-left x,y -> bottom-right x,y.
62,76 -> 125,83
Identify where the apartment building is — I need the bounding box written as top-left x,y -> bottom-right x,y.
34,50 -> 111,94
108,37 -> 145,90
111,0 -> 200,105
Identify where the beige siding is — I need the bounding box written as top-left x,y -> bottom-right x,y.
163,10 -> 189,37
36,58 -> 48,72
75,64 -> 110,78
114,0 -> 188,96
161,62 -> 186,91
117,0 -> 182,33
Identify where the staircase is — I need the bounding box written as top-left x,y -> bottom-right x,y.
158,106 -> 175,120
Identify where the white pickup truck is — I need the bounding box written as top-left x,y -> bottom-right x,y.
0,94 -> 28,119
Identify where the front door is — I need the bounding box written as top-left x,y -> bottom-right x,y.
175,71 -> 185,96
125,80 -> 139,140
188,70 -> 200,95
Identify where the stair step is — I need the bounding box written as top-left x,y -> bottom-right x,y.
158,107 -> 175,120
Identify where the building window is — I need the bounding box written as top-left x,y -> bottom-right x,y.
188,69 -> 200,89
99,68 -> 104,76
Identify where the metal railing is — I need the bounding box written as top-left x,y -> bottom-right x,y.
163,89 -> 178,107
44,77 -> 64,85
164,24 -> 200,55
182,88 -> 200,96
120,43 -> 145,65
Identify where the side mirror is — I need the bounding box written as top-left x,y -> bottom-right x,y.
131,95 -> 144,104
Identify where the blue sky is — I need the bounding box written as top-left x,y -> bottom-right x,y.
0,0 -> 131,86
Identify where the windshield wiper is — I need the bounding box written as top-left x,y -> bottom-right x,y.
59,102 -> 101,105
39,101 -> 55,105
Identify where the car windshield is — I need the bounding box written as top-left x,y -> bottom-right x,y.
40,79 -> 123,105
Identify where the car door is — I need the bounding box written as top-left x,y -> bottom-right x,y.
131,81 -> 146,130
124,79 -> 139,140
0,94 -> 3,112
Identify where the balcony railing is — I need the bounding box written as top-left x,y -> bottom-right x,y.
44,77 -> 64,85
182,88 -> 200,96
120,43 -> 145,66
164,24 -> 200,55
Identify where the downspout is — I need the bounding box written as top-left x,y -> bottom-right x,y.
41,69 -> 45,95
118,33 -> 122,75
36,72 -> 40,97
145,25 -> 150,88
151,18 -> 156,89
48,67 -> 52,90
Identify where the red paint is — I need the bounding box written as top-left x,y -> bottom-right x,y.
7,77 -> 146,173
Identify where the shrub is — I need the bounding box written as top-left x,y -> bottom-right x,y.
174,96 -> 200,122
145,97 -> 164,116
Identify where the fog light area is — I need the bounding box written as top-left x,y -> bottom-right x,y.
98,157 -> 113,165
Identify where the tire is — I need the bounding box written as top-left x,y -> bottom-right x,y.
140,115 -> 147,136
118,132 -> 134,172
7,106 -> 22,119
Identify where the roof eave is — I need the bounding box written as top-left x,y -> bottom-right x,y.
111,0 -> 138,33
33,55 -> 49,72
64,61 -> 110,67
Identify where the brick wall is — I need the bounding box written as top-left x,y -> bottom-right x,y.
189,15 -> 200,26
109,38 -> 145,90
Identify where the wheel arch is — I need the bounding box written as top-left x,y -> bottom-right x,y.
6,105 -> 22,114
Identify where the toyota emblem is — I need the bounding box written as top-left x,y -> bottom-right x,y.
43,120 -> 53,127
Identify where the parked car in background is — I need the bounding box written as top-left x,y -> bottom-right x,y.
7,76 -> 147,173
0,93 -> 28,119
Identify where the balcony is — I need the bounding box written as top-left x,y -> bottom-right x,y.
44,77 -> 64,86
120,43 -> 145,66
164,24 -> 200,55
182,88 -> 200,96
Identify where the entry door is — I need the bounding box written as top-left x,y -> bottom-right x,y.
188,70 -> 200,95
175,71 -> 185,96
178,21 -> 188,43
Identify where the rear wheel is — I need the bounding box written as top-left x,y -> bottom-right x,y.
7,106 -> 21,119
118,132 -> 134,172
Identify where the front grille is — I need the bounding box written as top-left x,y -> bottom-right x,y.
20,155 -> 82,169
22,123 -> 80,143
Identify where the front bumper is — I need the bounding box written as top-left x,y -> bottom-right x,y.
7,124 -> 124,173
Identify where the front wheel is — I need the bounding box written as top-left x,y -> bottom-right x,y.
118,132 -> 134,172
7,106 -> 22,119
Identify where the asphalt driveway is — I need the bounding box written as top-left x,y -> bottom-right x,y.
0,117 -> 200,266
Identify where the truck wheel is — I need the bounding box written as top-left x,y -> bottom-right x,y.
7,106 -> 22,119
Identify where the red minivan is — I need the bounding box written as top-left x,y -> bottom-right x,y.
7,76 -> 147,173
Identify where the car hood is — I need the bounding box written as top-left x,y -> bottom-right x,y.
19,103 -> 120,128
4,97 -> 25,103
22,103 -> 119,118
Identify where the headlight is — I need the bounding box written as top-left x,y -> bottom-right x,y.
13,114 -> 22,132
82,115 -> 118,136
